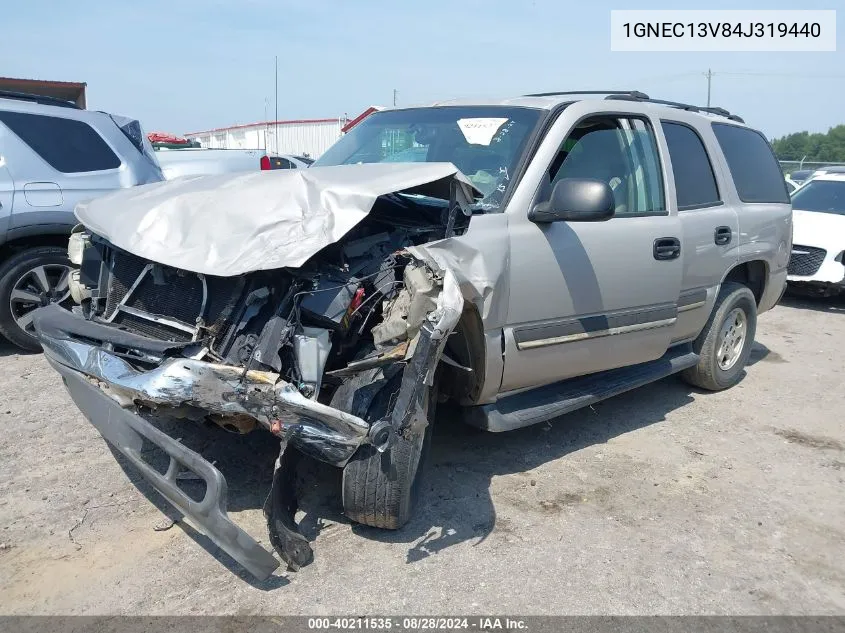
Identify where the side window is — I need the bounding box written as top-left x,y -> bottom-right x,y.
548,116 -> 665,216
0,111 -> 121,173
712,123 -> 789,204
661,122 -> 721,209
278,158 -> 294,169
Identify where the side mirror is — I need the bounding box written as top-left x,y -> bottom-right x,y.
529,178 -> 615,223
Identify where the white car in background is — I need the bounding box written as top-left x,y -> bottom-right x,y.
154,148 -> 311,179
804,165 -> 845,184
787,173 -> 845,296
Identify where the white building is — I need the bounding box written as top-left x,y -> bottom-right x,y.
183,117 -> 348,158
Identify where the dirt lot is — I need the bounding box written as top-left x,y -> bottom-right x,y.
0,293 -> 843,615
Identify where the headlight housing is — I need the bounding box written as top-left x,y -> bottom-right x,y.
68,227 -> 91,266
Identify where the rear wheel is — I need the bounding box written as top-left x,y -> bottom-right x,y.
0,247 -> 72,351
336,369 -> 434,530
681,282 -> 757,391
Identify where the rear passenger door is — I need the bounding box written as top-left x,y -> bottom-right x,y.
709,123 -> 792,308
660,120 -> 739,343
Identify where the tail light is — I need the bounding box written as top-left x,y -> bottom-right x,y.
260,155 -> 271,170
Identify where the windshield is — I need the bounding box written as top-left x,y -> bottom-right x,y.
315,106 -> 543,209
791,179 -> 845,215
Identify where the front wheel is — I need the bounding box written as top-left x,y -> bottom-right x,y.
0,247 -> 72,351
681,282 -> 757,391
335,369 -> 434,530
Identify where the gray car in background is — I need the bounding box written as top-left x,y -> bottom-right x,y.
32,90 -> 791,578
0,90 -> 162,350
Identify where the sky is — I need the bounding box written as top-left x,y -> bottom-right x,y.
1,0 -> 842,140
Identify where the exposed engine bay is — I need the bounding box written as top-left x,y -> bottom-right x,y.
66,189 -> 470,408
37,166 -> 480,576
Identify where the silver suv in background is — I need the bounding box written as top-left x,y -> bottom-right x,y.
0,90 -> 162,350
33,90 -> 790,578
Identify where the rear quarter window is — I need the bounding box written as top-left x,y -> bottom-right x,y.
661,121 -> 721,210
712,123 -> 789,204
0,111 -> 121,173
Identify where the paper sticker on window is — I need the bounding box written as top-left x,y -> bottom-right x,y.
457,118 -> 509,146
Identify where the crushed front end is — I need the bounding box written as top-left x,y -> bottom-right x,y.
34,167 -> 473,579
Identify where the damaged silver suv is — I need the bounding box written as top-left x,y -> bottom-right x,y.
33,91 -> 792,580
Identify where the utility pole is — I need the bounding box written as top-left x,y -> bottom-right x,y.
264,98 -> 269,150
393,89 -> 398,107
705,68 -> 713,107
274,56 -> 279,153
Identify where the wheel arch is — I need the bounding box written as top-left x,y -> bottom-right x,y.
721,259 -> 768,307
438,301 -> 487,405
0,232 -> 71,263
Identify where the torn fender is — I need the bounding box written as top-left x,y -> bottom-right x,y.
406,211 -> 511,328
75,163 -> 480,277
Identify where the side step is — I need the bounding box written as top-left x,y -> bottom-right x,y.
464,345 -> 699,432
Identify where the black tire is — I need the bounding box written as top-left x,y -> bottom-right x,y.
681,282 -> 757,391
336,369 -> 434,530
0,247 -> 71,352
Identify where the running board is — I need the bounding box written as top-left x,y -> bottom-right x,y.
464,345 -> 699,432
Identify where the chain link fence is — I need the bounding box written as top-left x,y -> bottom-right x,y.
779,160 -> 845,175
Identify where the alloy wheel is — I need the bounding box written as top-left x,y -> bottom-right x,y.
9,264 -> 72,334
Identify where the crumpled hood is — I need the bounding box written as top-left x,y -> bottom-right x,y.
75,162 -> 479,277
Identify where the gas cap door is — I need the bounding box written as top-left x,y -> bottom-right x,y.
23,182 -> 63,207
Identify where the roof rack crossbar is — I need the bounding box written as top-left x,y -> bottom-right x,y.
524,90 -> 650,100
604,93 -> 744,123
0,90 -> 79,109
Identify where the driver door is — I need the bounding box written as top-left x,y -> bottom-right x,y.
501,109 -> 683,394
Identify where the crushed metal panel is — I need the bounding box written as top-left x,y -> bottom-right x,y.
406,210 -> 511,328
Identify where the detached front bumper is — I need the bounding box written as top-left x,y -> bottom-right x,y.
32,304 -> 374,580
34,304 -> 371,467
50,362 -> 281,579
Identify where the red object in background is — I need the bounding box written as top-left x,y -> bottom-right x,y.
147,132 -> 190,144
260,155 -> 271,170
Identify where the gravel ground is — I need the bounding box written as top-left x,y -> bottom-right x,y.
0,293 -> 843,615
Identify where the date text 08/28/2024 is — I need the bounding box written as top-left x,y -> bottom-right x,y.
306,617 -> 528,631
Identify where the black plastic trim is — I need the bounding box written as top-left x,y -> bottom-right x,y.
465,345 -> 699,432
678,288 -> 708,308
677,201 -> 725,211
513,303 -> 677,346
31,303 -> 189,355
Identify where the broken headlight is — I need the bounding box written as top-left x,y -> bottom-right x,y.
67,227 -> 91,266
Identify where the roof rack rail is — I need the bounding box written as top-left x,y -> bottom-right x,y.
0,90 -> 80,109
605,93 -> 744,123
524,90 -> 650,100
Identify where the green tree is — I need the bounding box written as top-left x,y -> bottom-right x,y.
771,125 -> 845,162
